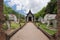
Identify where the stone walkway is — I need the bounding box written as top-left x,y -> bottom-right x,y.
10,22 -> 49,40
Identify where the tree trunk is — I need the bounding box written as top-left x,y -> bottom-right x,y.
56,0 -> 60,40
0,0 -> 6,40
0,23 -> 6,40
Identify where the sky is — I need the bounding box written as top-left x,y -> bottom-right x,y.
4,0 -> 50,15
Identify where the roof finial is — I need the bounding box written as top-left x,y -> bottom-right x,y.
29,10 -> 31,13
27,9 -> 32,14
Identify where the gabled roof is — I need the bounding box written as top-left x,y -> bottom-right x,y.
26,10 -> 34,17
27,10 -> 33,15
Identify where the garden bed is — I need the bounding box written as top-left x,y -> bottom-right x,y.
2,22 -> 25,35
36,22 -> 56,36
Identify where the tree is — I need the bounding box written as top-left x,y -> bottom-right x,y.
34,7 -> 46,19
3,4 -> 25,30
45,0 -> 57,14
34,0 -> 57,19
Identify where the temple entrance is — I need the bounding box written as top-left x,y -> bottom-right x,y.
28,17 -> 32,21
26,10 -> 34,22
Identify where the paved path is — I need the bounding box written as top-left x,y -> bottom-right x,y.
10,22 -> 49,40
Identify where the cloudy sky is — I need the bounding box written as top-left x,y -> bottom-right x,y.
4,0 -> 50,15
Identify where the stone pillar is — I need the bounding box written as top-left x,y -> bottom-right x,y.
56,0 -> 60,40
0,0 -> 6,40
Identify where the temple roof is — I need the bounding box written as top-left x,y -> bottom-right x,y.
26,10 -> 34,17
28,10 -> 32,14
27,10 -> 33,15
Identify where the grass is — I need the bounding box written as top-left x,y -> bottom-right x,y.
20,23 -> 25,26
3,22 -> 25,30
3,23 -> 8,30
36,22 -> 56,35
11,22 -> 20,29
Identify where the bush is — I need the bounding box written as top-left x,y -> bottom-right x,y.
2,23 -> 8,30
11,22 -> 19,29
36,22 -> 56,35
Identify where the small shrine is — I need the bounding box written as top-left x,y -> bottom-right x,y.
26,10 -> 34,22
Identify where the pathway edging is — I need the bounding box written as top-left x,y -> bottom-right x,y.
6,22 -> 27,40
33,22 -> 55,40
7,22 -> 55,40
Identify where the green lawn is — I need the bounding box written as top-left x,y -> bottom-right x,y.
11,22 -> 20,29
3,23 -> 8,30
20,23 -> 25,26
36,22 -> 56,35
3,22 -> 25,30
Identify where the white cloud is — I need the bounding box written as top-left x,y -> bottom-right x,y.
4,0 -> 7,1
4,0 -> 50,14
